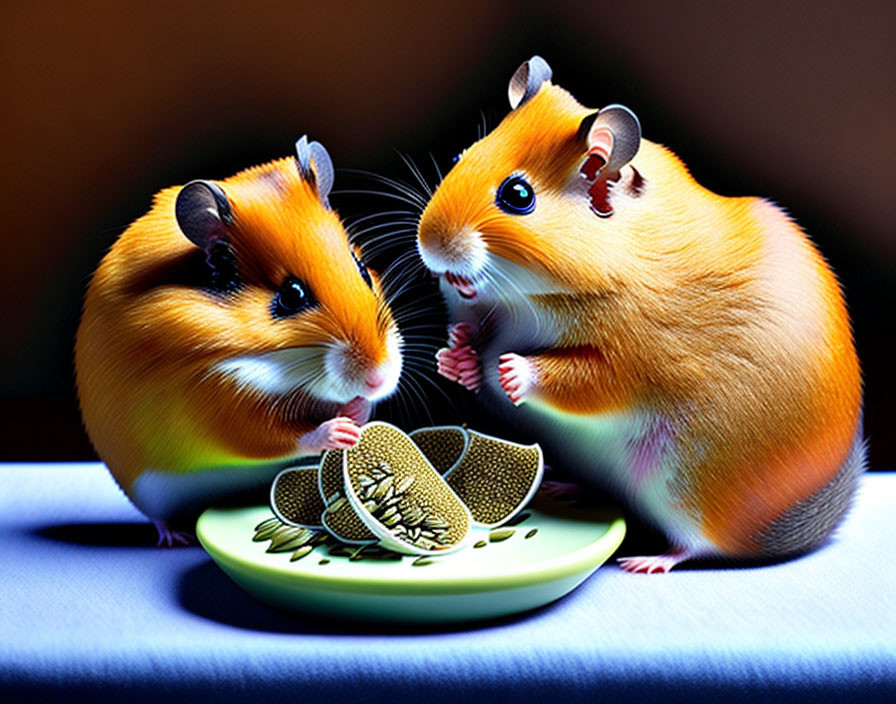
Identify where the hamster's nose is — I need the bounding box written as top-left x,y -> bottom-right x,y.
364,369 -> 386,391
417,223 -> 487,279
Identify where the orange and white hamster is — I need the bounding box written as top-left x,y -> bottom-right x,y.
417,57 -> 864,572
75,137 -> 402,545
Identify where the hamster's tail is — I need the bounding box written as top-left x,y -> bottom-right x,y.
754,419 -> 867,557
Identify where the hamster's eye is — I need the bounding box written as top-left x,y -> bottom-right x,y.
495,175 -> 536,215
272,277 -> 317,318
354,253 -> 373,290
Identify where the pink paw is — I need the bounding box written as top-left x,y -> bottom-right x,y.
152,519 -> 194,548
617,548 -> 696,574
339,396 -> 372,425
447,321 -> 476,348
436,322 -> 481,391
301,417 -> 360,453
497,353 -> 534,406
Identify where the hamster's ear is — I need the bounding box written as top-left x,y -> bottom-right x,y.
578,104 -> 642,176
309,141 -> 334,208
508,56 -> 552,109
175,180 -> 232,250
295,135 -> 334,209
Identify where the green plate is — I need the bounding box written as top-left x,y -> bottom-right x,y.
197,494 -> 625,624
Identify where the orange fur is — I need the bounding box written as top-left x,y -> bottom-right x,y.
418,80 -> 862,558
76,156 -> 398,519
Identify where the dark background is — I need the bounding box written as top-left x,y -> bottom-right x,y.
1,1 -> 893,467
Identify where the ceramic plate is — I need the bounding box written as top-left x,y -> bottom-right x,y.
197,494 -> 625,624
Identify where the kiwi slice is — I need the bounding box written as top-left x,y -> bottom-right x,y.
269,466 -> 325,529
343,422 -> 471,556
408,425 -> 469,474
443,430 -> 543,528
317,449 -> 377,545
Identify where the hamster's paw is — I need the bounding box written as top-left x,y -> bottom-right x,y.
339,396 -> 372,425
152,519 -> 194,548
447,321 -> 477,348
616,547 -> 698,574
498,353 -> 534,406
300,417 -> 361,453
436,345 -> 482,391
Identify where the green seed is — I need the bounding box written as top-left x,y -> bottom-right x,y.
270,526 -> 309,546
412,556 -> 434,566
290,545 -> 313,561
319,558 -> 331,565
382,513 -> 401,527
489,529 -> 515,543
271,523 -> 297,539
255,516 -> 280,532
253,525 -> 278,542
268,530 -> 312,553
474,540 -> 487,548
380,505 -> 399,520
373,475 -> 393,499
525,529 -> 538,539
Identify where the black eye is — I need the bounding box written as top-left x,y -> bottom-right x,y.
272,277 -> 316,318
354,252 -> 373,289
495,175 -> 536,215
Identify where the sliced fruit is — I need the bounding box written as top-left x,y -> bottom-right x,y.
444,430 -> 543,528
343,422 -> 471,556
317,449 -> 376,545
270,466 -> 325,528
408,425 -> 469,474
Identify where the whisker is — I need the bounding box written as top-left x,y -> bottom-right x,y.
398,370 -> 435,426
330,188 -> 425,209
351,221 -> 418,238
337,167 -> 428,208
428,152 -> 444,187
343,208 -> 417,229
395,150 -> 433,198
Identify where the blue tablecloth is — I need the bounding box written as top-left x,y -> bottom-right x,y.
1,463 -> 894,702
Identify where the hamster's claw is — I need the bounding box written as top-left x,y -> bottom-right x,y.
300,417 -> 361,453
152,519 -> 194,548
448,321 -> 477,348
616,548 -> 697,574
436,345 -> 482,391
498,353 -> 534,406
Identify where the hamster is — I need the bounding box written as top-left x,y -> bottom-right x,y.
416,56 -> 865,572
75,137 -> 403,546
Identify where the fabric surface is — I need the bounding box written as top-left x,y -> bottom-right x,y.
1,463 -> 894,703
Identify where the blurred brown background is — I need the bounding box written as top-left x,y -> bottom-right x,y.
1,1 -> 893,466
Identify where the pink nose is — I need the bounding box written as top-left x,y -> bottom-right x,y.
364,370 -> 385,390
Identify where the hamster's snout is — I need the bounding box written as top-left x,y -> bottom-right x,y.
324,328 -> 403,403
417,223 -> 488,281
364,369 -> 387,392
